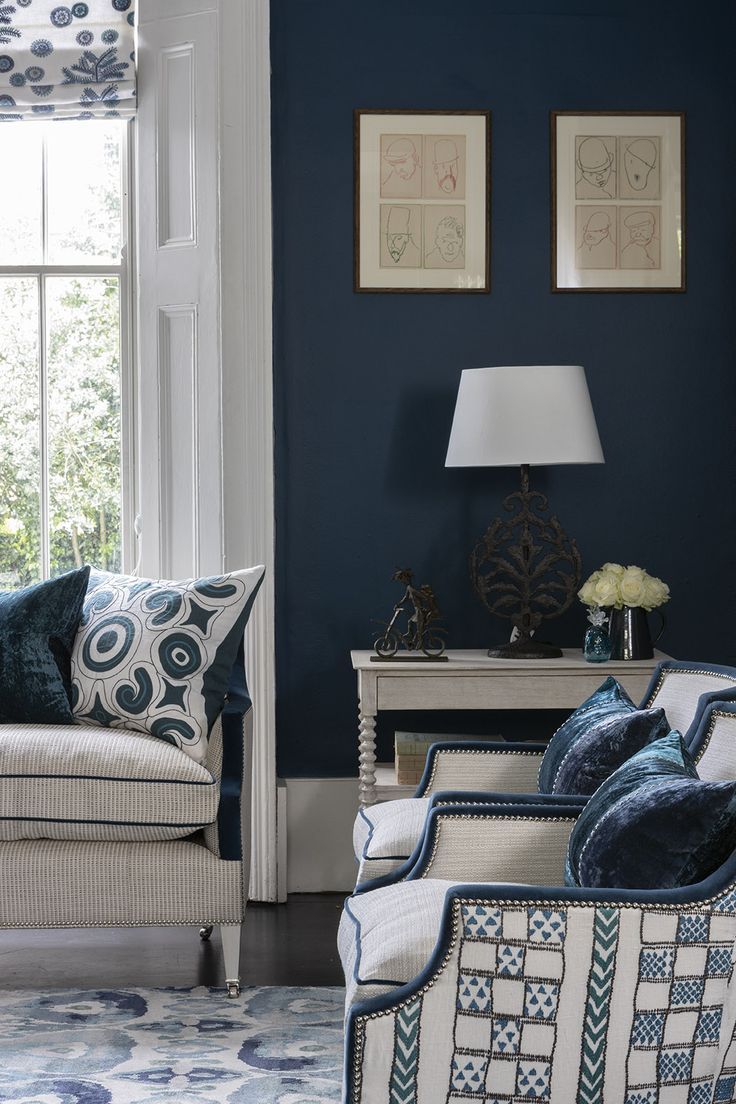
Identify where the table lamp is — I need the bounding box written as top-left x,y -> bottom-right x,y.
445,364 -> 604,658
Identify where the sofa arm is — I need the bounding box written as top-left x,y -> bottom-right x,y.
407,802 -> 581,884
204,638 -> 253,874
416,740 -> 547,796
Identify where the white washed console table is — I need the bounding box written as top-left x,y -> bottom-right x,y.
351,649 -> 670,807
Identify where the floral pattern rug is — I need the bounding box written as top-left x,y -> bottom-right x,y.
0,986 -> 344,1103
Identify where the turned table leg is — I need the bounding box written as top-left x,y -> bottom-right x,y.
358,707 -> 377,807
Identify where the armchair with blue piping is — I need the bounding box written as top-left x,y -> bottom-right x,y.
353,660 -> 736,890
339,700 -> 736,1104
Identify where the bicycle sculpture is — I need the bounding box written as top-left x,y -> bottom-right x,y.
372,568 -> 447,660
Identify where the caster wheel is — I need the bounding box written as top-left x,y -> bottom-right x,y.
226,980 -> 241,998
199,925 -> 214,942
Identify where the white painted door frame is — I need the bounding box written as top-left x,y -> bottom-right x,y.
136,0 -> 277,900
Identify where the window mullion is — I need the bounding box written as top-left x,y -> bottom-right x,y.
38,273 -> 50,580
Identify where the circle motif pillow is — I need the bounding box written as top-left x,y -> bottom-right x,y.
71,565 -> 265,762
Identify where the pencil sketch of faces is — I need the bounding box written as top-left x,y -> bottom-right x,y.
620,208 -> 660,269
625,139 -> 656,190
575,207 -> 616,269
425,211 -> 465,268
575,136 -> 616,199
433,138 -> 459,193
380,135 -> 422,198
380,205 -> 421,267
618,137 -> 660,200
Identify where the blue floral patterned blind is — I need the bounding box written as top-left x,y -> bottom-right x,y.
0,1 -> 135,121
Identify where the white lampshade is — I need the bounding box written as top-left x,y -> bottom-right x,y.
445,364 -> 604,468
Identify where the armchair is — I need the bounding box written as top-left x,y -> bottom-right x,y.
339,702 -> 736,1102
0,639 -> 253,997
353,660 -> 736,889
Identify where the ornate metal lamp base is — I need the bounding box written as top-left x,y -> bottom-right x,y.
487,637 -> 563,660
470,464 -> 581,660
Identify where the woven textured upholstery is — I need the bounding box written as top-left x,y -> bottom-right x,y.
0,838 -> 241,927
0,720 -> 218,842
647,667 -> 736,736
339,878 -> 460,1008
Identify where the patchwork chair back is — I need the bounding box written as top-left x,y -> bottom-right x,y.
0,639 -> 253,997
353,661 -> 736,889
341,701 -> 736,1104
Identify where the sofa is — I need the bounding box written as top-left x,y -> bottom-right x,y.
0,564 -> 264,997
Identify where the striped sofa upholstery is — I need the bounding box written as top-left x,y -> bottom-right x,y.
0,721 -> 219,841
0,637 -> 254,995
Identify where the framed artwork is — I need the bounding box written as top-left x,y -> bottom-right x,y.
354,109 -> 491,293
551,111 -> 685,292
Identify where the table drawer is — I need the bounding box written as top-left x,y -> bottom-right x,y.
375,671 -> 653,710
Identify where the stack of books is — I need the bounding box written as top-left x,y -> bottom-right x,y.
394,731 -> 501,786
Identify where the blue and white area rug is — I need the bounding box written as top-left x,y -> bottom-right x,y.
0,986 -> 344,1103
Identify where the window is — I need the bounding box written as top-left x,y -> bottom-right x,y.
0,120 -> 133,587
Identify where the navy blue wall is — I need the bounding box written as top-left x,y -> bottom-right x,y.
271,0 -> 736,778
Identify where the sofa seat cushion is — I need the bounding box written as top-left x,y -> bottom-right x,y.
0,723 -> 219,842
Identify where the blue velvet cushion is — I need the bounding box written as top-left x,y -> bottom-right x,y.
0,567 -> 90,724
551,706 -> 671,796
538,676 -> 637,794
566,730 -> 736,890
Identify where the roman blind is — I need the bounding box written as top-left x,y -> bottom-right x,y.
0,1 -> 135,120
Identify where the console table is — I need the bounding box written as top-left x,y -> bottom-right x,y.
351,649 -> 670,806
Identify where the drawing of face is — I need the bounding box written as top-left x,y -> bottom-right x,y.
577,137 -> 613,190
583,211 -> 611,247
627,214 -> 654,245
433,139 -> 459,193
434,217 -> 463,262
386,206 -> 413,262
433,159 -> 458,193
384,137 -> 419,181
387,233 -> 410,262
624,139 -> 657,190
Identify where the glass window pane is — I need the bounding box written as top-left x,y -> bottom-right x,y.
46,277 -> 122,576
0,278 -> 41,587
0,129 -> 42,264
46,122 -> 123,264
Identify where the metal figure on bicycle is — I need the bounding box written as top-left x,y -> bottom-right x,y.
372,568 -> 447,659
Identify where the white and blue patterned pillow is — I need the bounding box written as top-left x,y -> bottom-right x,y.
70,565 -> 265,763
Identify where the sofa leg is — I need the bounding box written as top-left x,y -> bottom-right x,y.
221,923 -> 241,997
199,924 -> 214,942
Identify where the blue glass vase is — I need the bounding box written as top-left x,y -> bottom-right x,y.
584,624 -> 612,663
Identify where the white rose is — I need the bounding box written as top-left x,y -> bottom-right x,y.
592,571 -> 621,608
642,576 -> 670,611
620,566 -> 648,608
601,562 -> 625,577
578,572 -> 601,606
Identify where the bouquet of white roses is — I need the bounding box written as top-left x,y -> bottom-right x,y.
579,563 -> 670,612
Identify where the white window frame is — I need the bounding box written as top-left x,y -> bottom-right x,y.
0,118 -> 137,577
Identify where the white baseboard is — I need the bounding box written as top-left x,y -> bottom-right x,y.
282,778 -> 359,893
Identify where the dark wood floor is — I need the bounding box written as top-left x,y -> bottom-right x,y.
0,893 -> 346,990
